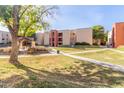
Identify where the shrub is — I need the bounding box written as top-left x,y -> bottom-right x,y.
75,42 -> 90,45
0,47 -> 11,55
60,45 -> 70,47
0,46 -> 51,55
27,47 -> 50,54
75,42 -> 80,45
93,43 -> 98,45
0,48 -> 4,52
3,47 -> 11,54
27,48 -> 35,54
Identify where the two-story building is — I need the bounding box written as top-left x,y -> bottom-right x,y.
0,30 -> 11,44
35,28 -> 93,47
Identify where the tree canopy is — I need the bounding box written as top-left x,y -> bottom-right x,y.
92,25 -> 105,40
0,5 -> 57,63
0,5 -> 57,37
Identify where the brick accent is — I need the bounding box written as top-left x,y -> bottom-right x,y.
112,22 -> 124,48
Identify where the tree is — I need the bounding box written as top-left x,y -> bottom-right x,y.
18,5 -> 56,37
92,25 -> 105,45
0,5 -> 57,64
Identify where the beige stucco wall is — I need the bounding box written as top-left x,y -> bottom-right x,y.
62,31 -> 70,45
35,32 -> 44,45
0,31 -> 11,44
44,32 -> 49,45
74,28 -> 93,45
35,28 -> 93,46
107,31 -> 112,45
61,28 -> 93,45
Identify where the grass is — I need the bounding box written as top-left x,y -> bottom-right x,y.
53,45 -> 101,53
74,50 -> 124,66
116,46 -> 124,51
0,55 -> 124,87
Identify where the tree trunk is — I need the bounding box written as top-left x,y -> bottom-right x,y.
9,5 -> 21,64
9,35 -> 19,64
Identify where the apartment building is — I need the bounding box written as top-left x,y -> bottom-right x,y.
0,28 -> 92,47
0,30 -> 11,44
107,31 -> 112,46
35,32 -> 44,45
44,32 -> 50,46
36,28 -> 93,47
110,22 -> 124,48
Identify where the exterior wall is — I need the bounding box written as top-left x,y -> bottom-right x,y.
61,28 -> 93,45
74,28 -> 93,45
49,30 -> 58,47
107,31 -> 112,46
35,32 -> 44,45
0,31 -> 11,44
58,32 -> 63,46
8,33 -> 12,42
70,31 -> 77,45
35,28 -> 93,46
112,22 -> 124,48
62,31 -> 70,45
44,32 -> 49,45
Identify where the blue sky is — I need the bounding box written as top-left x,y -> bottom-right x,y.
1,5 -> 124,32
49,5 -> 124,31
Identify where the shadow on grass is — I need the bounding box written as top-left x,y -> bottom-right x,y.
1,60 -> 124,88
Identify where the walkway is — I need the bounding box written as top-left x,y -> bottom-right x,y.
68,48 -> 109,54
109,48 -> 124,54
61,52 -> 124,73
0,53 -> 59,58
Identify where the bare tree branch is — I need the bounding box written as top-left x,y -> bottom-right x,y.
40,6 -> 57,17
12,5 -> 21,34
19,5 -> 31,19
5,20 -> 15,37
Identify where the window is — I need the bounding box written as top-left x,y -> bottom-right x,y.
58,38 -> 62,41
52,38 -> 54,41
2,38 -> 4,40
58,43 -> 62,45
58,33 -> 62,36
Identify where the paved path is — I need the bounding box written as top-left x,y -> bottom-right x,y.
61,52 -> 124,73
0,53 -> 59,58
109,49 -> 124,54
68,48 -> 109,54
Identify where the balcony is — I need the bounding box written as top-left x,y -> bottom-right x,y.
58,38 -> 62,41
58,33 -> 63,38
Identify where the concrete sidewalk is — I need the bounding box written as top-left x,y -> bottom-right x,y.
61,52 -> 124,73
0,53 -> 59,58
109,49 -> 124,54
68,48 -> 109,54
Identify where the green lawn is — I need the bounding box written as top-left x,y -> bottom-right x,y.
74,50 -> 124,66
53,45 -> 101,53
0,55 -> 124,88
116,46 -> 124,51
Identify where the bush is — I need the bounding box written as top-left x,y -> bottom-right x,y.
60,45 -> 70,47
27,47 -> 50,54
0,47 -> 11,55
93,43 -> 98,45
101,42 -> 106,45
27,48 -> 35,54
0,48 -> 4,52
3,47 -> 11,54
75,42 -> 90,45
0,46 -> 51,55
